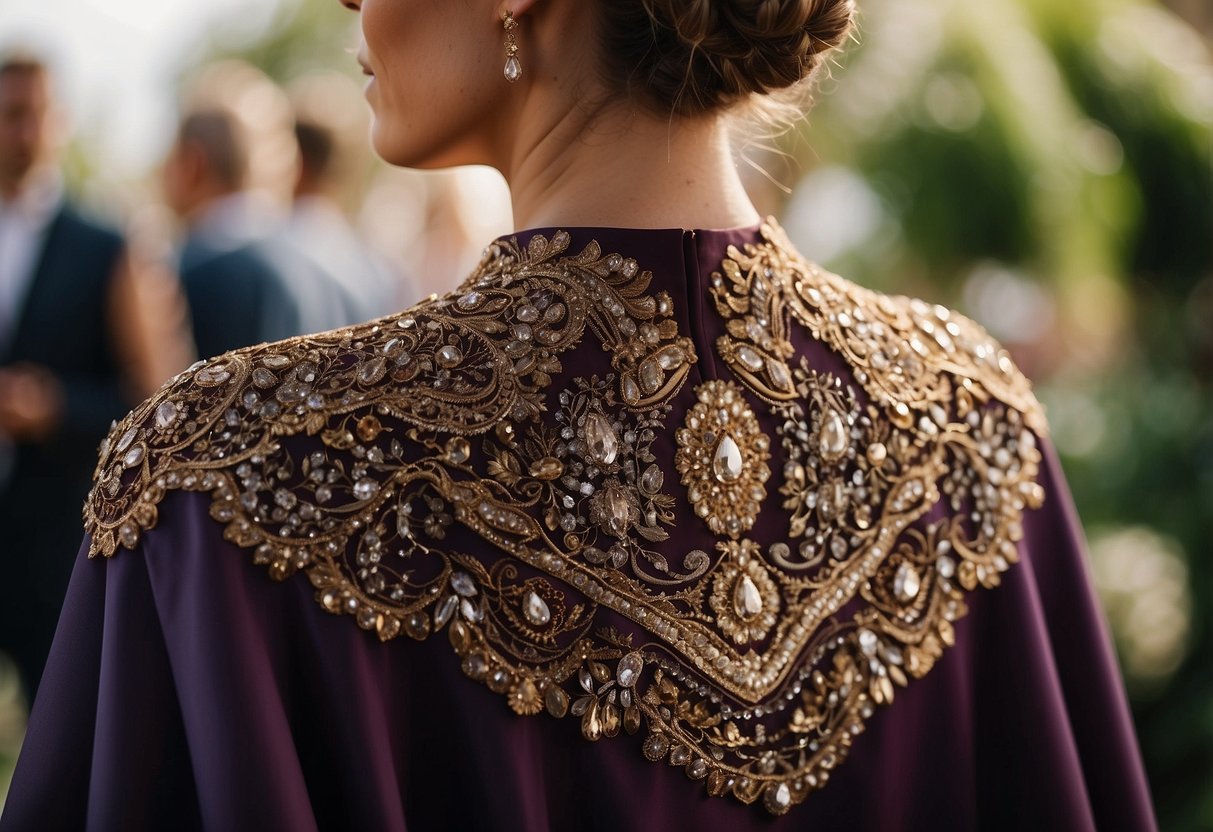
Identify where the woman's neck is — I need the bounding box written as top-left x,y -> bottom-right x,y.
501,98 -> 760,233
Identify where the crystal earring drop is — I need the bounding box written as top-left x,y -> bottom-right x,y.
503,10 -> 521,83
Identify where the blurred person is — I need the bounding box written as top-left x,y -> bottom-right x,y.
3,3 -> 1156,832
358,165 -> 513,303
161,106 -> 303,358
165,65 -> 382,358
285,73 -> 401,321
0,51 -> 191,702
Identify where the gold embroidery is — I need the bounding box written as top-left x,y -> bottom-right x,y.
675,380 -> 771,538
710,222 -> 1046,438
707,540 -> 780,644
84,220 -> 1045,816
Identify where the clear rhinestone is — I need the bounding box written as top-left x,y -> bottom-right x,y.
451,572 -> 477,597
768,782 -> 791,812
656,347 -> 684,371
357,358 -> 387,385
122,445 -> 145,468
713,434 -> 743,483
768,359 -> 791,389
640,464 -> 663,495
434,595 -> 458,628
195,365 -> 230,385
602,486 -> 631,537
275,380 -> 310,404
857,628 -> 878,656
115,427 -> 138,453
620,375 -> 641,404
616,652 -> 643,687
737,346 -> 764,372
436,345 -> 463,368
639,358 -> 663,395
353,478 -> 378,500
545,686 -> 569,718
154,401 -> 179,430
894,563 -> 922,602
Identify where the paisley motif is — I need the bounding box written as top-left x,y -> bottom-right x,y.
85,220 -> 1045,816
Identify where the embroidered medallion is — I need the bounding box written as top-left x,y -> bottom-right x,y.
708,540 -> 780,644
85,220 -> 1046,816
675,380 -> 771,538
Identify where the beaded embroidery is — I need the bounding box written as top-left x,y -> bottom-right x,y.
85,220 -> 1045,816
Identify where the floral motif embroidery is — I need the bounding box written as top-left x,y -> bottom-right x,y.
84,220 -> 1045,816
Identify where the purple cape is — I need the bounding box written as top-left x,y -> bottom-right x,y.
2,225 -> 1156,831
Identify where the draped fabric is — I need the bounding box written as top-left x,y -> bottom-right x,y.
1,225 -> 1155,831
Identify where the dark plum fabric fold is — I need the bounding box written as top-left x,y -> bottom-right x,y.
1,227 -> 1156,831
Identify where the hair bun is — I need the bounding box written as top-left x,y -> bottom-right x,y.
603,0 -> 856,115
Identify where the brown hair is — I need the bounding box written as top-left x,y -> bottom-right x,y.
600,0 -> 856,117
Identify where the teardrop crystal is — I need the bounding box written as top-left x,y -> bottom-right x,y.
504,55 -> 522,83
602,486 -> 631,537
734,575 -> 763,618
640,463 -> 663,495
820,410 -> 849,462
583,412 -> 618,466
713,434 -> 743,483
523,591 -> 551,626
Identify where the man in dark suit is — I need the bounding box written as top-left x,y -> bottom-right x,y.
0,54 -> 190,701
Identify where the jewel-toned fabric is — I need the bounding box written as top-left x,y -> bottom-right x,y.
1,224 -> 1156,830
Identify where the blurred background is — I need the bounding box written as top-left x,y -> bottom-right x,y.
0,0 -> 1209,826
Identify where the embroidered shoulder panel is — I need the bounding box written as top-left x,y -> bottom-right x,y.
85,220 -> 1046,816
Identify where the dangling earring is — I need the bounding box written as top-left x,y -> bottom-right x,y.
503,10 -> 521,83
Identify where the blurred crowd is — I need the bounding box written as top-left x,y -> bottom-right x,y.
0,49 -> 512,713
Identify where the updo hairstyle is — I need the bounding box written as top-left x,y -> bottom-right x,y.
600,0 -> 857,117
